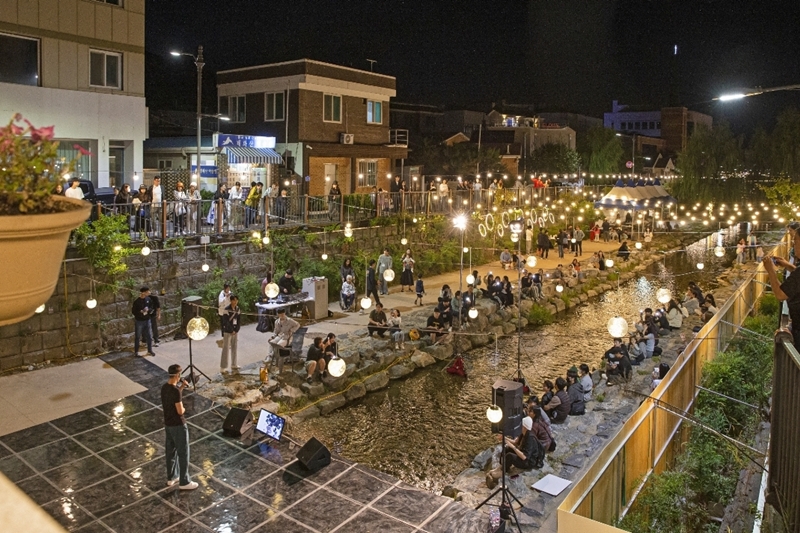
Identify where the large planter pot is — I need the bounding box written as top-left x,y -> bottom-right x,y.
0,196 -> 91,326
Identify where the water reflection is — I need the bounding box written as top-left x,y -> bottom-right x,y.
295,229 -> 742,493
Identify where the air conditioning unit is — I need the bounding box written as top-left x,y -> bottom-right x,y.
340,133 -> 354,145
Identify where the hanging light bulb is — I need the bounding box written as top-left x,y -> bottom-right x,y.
486,405 -> 503,423
526,255 -> 537,268
35,304 -> 46,314
344,226 -> 353,238
262,236 -> 270,245
468,308 -> 479,319
266,282 -> 280,299
383,268 -> 395,281
635,242 -> 642,250
252,231 -> 261,240
714,246 -> 725,257
556,283 -> 564,293
510,233 -> 519,243
141,245 -> 151,256
201,263 -> 210,272
322,253 -> 328,260
605,259 -> 614,268
466,274 -> 476,284
412,217 -> 418,223
696,262 -> 705,270
463,247 -> 469,253
360,296 -> 373,310
328,356 -> 346,377
607,316 -> 629,338
86,298 -> 97,309
656,288 -> 672,304
401,237 -> 408,245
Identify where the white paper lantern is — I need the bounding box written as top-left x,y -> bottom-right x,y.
361,297 -> 373,310
571,238 -> 576,243
556,284 -> 564,293
86,298 -> 97,309
526,255 -> 537,268
510,233 -> 519,243
344,227 -> 353,238
605,259 -> 614,268
463,247 -> 469,253
607,316 -> 628,338
486,405 -> 503,423
141,245 -> 151,256
468,308 -> 479,319
35,304 -> 46,314
635,242 -> 642,250
201,263 -> 209,272
466,274 -> 476,285
321,253 -> 328,261
656,288 -> 672,304
401,237 -> 408,245
186,316 -> 209,341
262,236 -> 270,245
714,246 -> 725,257
266,282 -> 280,298
697,262 -> 705,270
383,268 -> 395,281
328,357 -> 346,377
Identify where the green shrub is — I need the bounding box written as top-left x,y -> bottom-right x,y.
527,304 -> 554,326
607,272 -> 620,281
758,293 -> 779,317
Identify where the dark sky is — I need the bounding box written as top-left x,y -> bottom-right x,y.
146,0 -> 800,135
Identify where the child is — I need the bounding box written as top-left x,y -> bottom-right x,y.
756,245 -> 764,263
414,273 -> 425,306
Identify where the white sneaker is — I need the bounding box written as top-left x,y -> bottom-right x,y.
220,368 -> 228,375
395,343 -> 399,350
166,478 -> 179,487
179,481 -> 199,491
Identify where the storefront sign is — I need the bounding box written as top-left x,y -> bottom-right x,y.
191,165 -> 219,178
213,134 -> 276,149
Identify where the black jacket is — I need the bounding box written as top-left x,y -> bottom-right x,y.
367,267 -> 377,291
278,275 -> 297,294
221,305 -> 241,334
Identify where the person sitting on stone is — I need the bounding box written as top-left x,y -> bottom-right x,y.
305,336 -> 326,384
528,405 -> 553,453
268,308 -> 300,364
500,248 -> 513,269
697,293 -> 718,316
579,364 -> 593,402
651,362 -> 670,391
540,380 -> 555,410
617,240 -> 631,262
551,264 -> 565,280
485,417 -> 544,489
682,288 -> 700,316
451,291 -> 463,327
436,297 -> 454,330
666,299 -> 687,330
424,308 -> 447,344
387,308 -> 404,350
604,340 -> 633,386
521,270 -> 534,298
367,303 -> 388,338
439,284 -> 453,302
543,377 -> 571,423
688,281 -> 704,303
566,369 -> 586,415
487,275 -> 505,307
628,332 -> 645,365
500,276 -> 515,307
462,286 -> 476,320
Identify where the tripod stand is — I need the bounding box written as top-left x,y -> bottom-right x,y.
183,308 -> 212,392
476,429 -> 524,533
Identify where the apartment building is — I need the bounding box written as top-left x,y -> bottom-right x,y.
0,0 -> 147,188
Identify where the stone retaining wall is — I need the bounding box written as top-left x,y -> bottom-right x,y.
0,226 -> 398,371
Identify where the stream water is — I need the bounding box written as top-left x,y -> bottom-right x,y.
293,229 -> 745,493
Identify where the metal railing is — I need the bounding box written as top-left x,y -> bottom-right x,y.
768,331 -> 800,532
389,128 -> 409,146
556,236 -> 787,532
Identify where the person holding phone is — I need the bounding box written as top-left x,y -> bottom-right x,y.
161,365 -> 198,490
765,253 -> 800,339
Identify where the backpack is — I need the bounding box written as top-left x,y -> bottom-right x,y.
544,423 -> 557,452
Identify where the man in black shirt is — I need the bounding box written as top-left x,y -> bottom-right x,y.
366,260 -> 381,308
278,269 -> 297,295
436,298 -> 454,329
305,337 -> 326,383
425,308 -> 446,343
149,292 -> 161,347
131,287 -> 155,357
368,303 -> 388,337
161,364 -> 198,490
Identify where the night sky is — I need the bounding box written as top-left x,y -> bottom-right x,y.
146,0 -> 800,135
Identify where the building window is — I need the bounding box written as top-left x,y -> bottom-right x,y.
657,122 -> 661,129
264,92 -> 284,121
324,94 -> 341,122
648,121 -> 655,129
94,0 -> 122,5
367,101 -> 383,124
89,49 -> 121,89
358,160 -> 377,186
0,33 -> 39,86
220,95 -> 245,122
158,160 -> 173,170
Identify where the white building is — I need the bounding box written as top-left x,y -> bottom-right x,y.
0,0 -> 147,188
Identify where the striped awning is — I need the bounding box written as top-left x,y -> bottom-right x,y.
224,146 -> 283,165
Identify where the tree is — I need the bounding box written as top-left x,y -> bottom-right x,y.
525,143 -> 581,175
579,127 -> 625,174
409,137 -> 503,176
770,106 -> 800,179
673,122 -> 743,203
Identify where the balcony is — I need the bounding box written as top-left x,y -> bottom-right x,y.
388,129 -> 408,147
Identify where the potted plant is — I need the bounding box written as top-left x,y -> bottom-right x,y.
0,114 -> 92,326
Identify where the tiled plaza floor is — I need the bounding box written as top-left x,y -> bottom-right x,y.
0,353 -> 484,532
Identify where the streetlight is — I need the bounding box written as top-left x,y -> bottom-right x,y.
171,46 -> 205,190
616,132 -> 636,178
454,214 -> 467,297
715,84 -> 800,101
509,219 -> 525,384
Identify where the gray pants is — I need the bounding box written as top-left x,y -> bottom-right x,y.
221,332 -> 238,369
165,424 -> 190,485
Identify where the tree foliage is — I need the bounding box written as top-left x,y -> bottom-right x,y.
579,127 -> 625,174
411,138 -> 504,176
672,122 -> 744,203
73,214 -> 136,280
525,142 -> 581,175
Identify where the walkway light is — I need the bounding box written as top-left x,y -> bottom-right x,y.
486,405 -> 503,423
526,256 -> 537,268
187,316 -> 209,341
469,308 -> 479,319
361,297 -> 373,310
383,268 -> 395,281
607,316 -> 628,338
328,356 -> 346,377
656,288 -> 672,304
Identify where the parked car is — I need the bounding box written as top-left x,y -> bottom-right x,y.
67,179 -> 116,220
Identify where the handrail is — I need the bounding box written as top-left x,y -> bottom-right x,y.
556,235 -> 787,532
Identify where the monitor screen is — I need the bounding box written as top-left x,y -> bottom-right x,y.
256,409 -> 286,441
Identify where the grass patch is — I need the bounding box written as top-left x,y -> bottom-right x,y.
527,303 -> 554,326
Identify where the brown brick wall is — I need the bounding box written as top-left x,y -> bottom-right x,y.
297,90 -> 389,144
308,157 -> 352,195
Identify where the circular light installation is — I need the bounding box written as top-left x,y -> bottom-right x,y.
468,308 -> 479,319
635,242 -> 642,250
605,259 -> 614,268
697,262 -> 705,270
607,316 -> 628,338
714,246 -> 725,257
186,316 -> 210,341
361,297 -> 373,310
141,246 -> 151,256
486,405 -> 503,423
526,255 -> 537,268
401,237 -> 408,245
328,356 -> 346,377
86,298 -> 97,309
556,283 -> 564,293
266,283 -> 280,299
656,288 -> 672,304
201,263 -> 210,272
35,304 -> 46,314
383,268 -> 395,281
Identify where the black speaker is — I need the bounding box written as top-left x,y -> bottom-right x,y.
491,379 -> 524,438
222,407 -> 253,437
296,437 -> 331,473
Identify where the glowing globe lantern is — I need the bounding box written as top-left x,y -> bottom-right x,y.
556,284 -> 564,293
328,356 -> 346,377
635,242 -> 642,250
321,253 -> 328,260
401,238 -> 408,245
466,274 -> 476,285
344,226 -> 353,238
186,317 -> 210,341
510,232 -> 519,243
86,298 -> 97,309
697,262 -> 704,270
262,236 -> 270,245
265,283 -> 280,299
486,405 -> 503,423
201,263 -> 210,272
468,308 -> 479,319
656,288 -> 672,304
35,304 -> 46,314
605,259 -> 614,268
714,246 -> 725,257
383,268 -> 395,281
361,297 -> 373,310
141,245 -> 151,256
607,316 -> 628,338
526,255 -> 538,268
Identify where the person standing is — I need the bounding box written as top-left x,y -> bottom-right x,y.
557,228 -> 567,259
747,232 -> 758,261
275,188 -> 289,225
245,181 -> 261,228
218,283 -> 231,341
228,181 -> 243,230
400,249 -> 415,291
328,181 -> 342,220
187,183 -> 201,234
574,226 -> 585,257
149,291 -> 161,347
220,295 -> 241,375
377,249 -> 393,295
161,364 -> 198,491
132,287 -> 155,357
366,260 -> 381,309
173,182 -> 188,235
64,179 -> 85,200
149,176 -> 163,236
525,225 -> 534,255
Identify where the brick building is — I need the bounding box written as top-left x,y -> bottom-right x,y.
216,59 -> 408,195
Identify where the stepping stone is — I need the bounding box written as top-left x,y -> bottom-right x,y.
562,454 -> 585,468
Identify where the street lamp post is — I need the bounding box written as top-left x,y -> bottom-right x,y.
454,215 -> 467,297
715,84 -> 800,101
616,132 -> 636,178
171,46 -> 205,188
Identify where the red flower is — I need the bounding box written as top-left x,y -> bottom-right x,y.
73,144 -> 92,157
31,125 -> 55,142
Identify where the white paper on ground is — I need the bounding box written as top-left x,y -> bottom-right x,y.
532,474 -> 572,496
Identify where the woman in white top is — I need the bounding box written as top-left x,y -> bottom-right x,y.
387,309 -> 404,349
187,183 -> 201,234
400,250 -> 415,291
173,182 -> 189,235
228,181 -> 243,230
